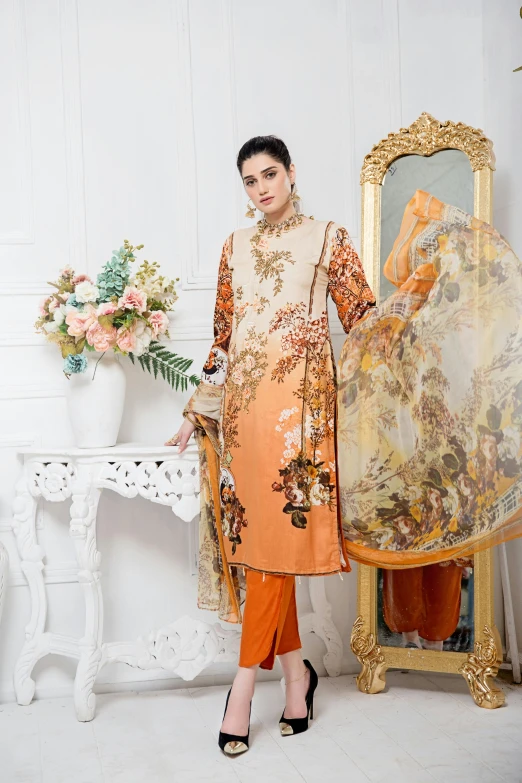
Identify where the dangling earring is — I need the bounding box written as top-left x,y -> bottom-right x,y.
291,183 -> 302,207
245,199 -> 256,219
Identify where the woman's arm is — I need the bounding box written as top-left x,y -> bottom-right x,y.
327,225 -> 375,333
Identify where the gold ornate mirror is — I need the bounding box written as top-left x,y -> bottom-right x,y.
349,113 -> 505,709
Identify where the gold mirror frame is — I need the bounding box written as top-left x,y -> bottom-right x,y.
350,113 -> 505,709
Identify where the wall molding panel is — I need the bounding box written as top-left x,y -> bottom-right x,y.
171,0 -> 208,290
0,434 -> 36,449
0,0 -> 35,245
0,280 -> 52,297
220,0 -> 243,232
0,384 -> 64,400
59,0 -> 88,273
171,0 -> 242,290
382,0 -> 403,131
336,0 -> 359,237
0,332 -> 46,347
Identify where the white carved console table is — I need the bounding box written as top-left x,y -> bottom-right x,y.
12,443 -> 343,721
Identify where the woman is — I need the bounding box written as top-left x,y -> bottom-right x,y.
166,136 -> 375,755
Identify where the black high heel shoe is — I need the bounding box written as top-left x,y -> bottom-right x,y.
218,688 -> 251,756
279,659 -> 318,736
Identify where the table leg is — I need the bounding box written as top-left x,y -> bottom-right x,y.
12,472 -> 46,705
69,467 -> 103,721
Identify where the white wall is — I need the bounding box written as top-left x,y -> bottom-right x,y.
0,0 -> 518,702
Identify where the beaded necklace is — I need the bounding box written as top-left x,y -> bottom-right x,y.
256,212 -> 305,239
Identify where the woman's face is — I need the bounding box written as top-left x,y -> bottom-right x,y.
241,153 -> 295,215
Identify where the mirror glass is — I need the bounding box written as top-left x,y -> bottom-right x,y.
377,149 -> 474,653
377,567 -> 474,652
379,149 -> 474,301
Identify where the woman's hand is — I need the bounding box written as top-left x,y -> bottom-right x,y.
165,417 -> 196,453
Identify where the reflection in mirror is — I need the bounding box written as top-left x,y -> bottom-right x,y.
379,149 -> 474,301
377,149 -> 475,654
377,566 -> 474,653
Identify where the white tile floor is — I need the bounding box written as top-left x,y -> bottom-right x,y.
1,671 -> 521,783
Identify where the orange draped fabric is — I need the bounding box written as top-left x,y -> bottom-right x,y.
239,570 -> 301,669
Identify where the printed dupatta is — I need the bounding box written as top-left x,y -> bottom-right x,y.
337,191 -> 522,566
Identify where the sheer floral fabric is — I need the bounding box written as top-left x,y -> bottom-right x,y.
337,190 -> 522,567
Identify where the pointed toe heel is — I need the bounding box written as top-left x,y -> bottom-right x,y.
218,688 -> 251,757
279,659 -> 318,736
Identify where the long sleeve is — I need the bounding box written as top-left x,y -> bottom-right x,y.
327,225 -> 375,333
184,234 -> 234,423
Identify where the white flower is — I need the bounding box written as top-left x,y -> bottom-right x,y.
376,529 -> 394,547
284,425 -> 301,449
310,481 -> 330,506
43,320 -> 59,333
441,251 -> 461,276
405,485 -> 423,504
279,407 -> 298,423
133,321 -> 153,357
231,367 -> 244,386
499,426 -> 521,461
53,308 -> 65,326
500,250 -> 518,277
442,486 -> 459,517
75,280 -> 100,303
461,428 -> 478,454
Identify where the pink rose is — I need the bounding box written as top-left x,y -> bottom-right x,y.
97,301 -> 118,316
65,304 -> 97,337
118,286 -> 147,313
86,321 -> 117,351
73,273 -> 92,285
116,323 -> 137,353
148,310 -> 169,337
39,296 -> 50,316
48,298 -> 61,312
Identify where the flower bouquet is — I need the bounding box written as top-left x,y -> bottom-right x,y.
35,240 -> 199,391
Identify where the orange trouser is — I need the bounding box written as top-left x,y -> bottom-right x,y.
239,570 -> 302,669
383,563 -> 463,642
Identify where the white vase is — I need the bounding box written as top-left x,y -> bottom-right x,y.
65,352 -> 126,448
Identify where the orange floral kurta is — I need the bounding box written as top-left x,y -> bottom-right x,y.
185,216 -> 375,577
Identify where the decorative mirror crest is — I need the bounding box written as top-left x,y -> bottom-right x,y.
360,112 -> 495,185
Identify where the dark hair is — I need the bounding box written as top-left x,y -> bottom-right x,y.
236,135 -> 292,174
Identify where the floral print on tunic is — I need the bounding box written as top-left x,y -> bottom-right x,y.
184,219 -> 375,575
220,467 -> 248,555
222,326 -> 268,456
250,232 -> 296,296
272,451 -> 336,529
